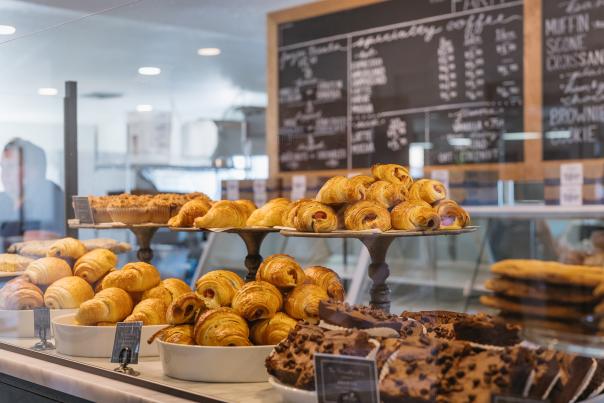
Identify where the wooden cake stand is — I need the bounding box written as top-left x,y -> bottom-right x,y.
280,227 -> 478,313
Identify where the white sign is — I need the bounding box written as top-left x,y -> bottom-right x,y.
253,180 -> 268,207
291,175 -> 307,200
560,163 -> 583,186
226,181 -> 239,200
431,169 -> 450,194
560,185 -> 582,206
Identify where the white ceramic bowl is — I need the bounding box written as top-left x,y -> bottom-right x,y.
268,376 -> 317,403
0,308 -> 77,338
52,313 -> 164,357
158,340 -> 274,382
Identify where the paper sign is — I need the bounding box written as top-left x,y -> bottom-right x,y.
314,353 -> 379,403
291,175 -> 307,200
72,196 -> 95,224
431,169 -> 450,193
33,307 -> 50,339
253,180 -> 268,207
226,180 -> 240,201
111,322 -> 142,364
560,163 -> 583,185
560,185 -> 582,206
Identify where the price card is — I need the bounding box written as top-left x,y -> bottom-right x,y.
560,185 -> 582,206
111,322 -> 142,365
314,353 -> 379,403
225,180 -> 240,201
33,307 -> 50,339
291,175 -> 307,200
253,180 -> 268,207
431,169 -> 450,194
560,163 -> 583,206
72,196 -> 95,224
492,396 -> 548,402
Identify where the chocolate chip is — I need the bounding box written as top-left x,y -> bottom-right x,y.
495,377 -> 508,388
456,370 -> 465,378
447,376 -> 457,385
468,363 -> 476,370
469,394 -> 476,402
419,373 -> 427,380
473,379 -> 480,387
420,388 -> 428,395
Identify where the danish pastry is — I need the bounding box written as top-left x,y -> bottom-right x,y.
366,181 -> 408,209
315,176 -> 349,204
304,266 -> 345,302
346,175 -> 375,202
256,254 -> 305,289
251,312 -> 298,345
391,200 -> 440,231
408,179 -> 447,205
284,284 -> 329,324
343,201 -> 391,231
142,278 -> 191,307
148,325 -> 195,345
166,292 -> 206,325
433,199 -> 470,230
193,307 -> 251,346
371,164 -> 413,189
195,270 -> 244,307
294,201 -> 338,233
282,199 -> 313,228
231,280 -> 282,321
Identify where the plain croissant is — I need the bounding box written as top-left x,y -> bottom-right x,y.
24,257 -> 72,286
246,198 -> 291,227
75,287 -> 134,325
44,276 -> 94,309
73,248 -> 117,284
193,200 -> 250,228
46,237 -> 87,260
124,298 -> 167,325
101,262 -> 161,292
168,198 -> 212,227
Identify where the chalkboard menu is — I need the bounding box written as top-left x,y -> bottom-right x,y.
543,0 -> 604,160
277,0 -> 525,172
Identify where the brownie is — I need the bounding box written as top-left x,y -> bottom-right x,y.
319,300 -> 409,332
549,355 -> 597,403
579,358 -> 604,401
527,348 -> 563,400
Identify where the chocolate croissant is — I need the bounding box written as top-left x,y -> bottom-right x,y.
166,292 -> 206,325
148,325 -> 195,345
124,298 -> 167,325
371,164 -> 413,189
0,277 -> 44,310
366,181 -> 408,209
246,198 -> 291,227
193,200 -> 250,229
168,198 -> 212,227
46,237 -> 87,260
256,254 -> 305,289
44,276 -> 94,309
343,201 -> 391,231
391,200 -> 440,231
73,248 -> 117,284
24,257 -> 72,286
193,307 -> 251,346
195,270 -> 244,308
142,278 -> 191,307
251,312 -> 298,345
294,201 -> 338,233
433,199 -> 470,230
408,179 -> 447,205
101,261 -> 161,293
304,266 -> 345,302
75,287 -> 134,325
231,280 -> 283,321
284,284 -> 329,324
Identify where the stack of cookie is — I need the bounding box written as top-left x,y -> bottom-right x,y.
481,259 -> 604,332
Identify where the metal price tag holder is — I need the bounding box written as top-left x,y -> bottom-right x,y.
32,307 -> 54,351
111,321 -> 143,376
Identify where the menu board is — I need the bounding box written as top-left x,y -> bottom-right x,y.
543,0 -> 604,160
277,0 -> 524,172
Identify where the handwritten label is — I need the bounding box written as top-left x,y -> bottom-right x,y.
291,175 -> 307,200
560,185 -> 583,206
33,307 -> 50,339
225,181 -> 240,201
72,196 -> 95,224
560,163 -> 583,186
314,353 -> 379,403
111,322 -> 142,365
253,180 -> 268,207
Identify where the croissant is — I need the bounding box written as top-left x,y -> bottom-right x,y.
166,292 -> 206,325
46,237 -> 87,260
234,199 -> 257,216
346,175 -> 375,201
433,199 -> 470,230
193,200 -> 249,229
0,277 -> 44,310
250,312 -> 298,345
284,284 -> 329,324
371,164 -> 413,188
366,181 -> 408,209
195,270 -> 244,307
24,257 -> 72,286
168,198 -> 212,227
391,200 -> 440,231
316,176 -> 349,204
256,254 -> 305,289
294,201 -> 338,233
73,249 -> 117,284
408,179 -> 447,205
124,298 -> 167,325
246,198 -> 291,227
304,266 -> 345,302
93,268 -> 115,293
44,276 -> 94,309
142,278 -> 191,307
193,307 -> 251,346
282,199 -> 313,228
101,262 -> 161,292
75,287 -> 134,325
343,201 -> 391,231
148,325 -> 195,345
231,280 -> 282,321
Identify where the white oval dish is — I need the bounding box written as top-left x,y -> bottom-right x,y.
52,313 -> 164,357
0,308 -> 77,338
268,376 -> 317,403
158,339 -> 274,382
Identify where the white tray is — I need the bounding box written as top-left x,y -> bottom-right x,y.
268,376 -> 316,403
0,308 -> 77,338
52,313 -> 164,357
158,340 -> 274,382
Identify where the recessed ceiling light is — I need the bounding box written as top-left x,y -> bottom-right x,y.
38,87 -> 58,96
0,25 -> 16,35
136,104 -> 153,112
197,48 -> 221,56
138,67 -> 161,76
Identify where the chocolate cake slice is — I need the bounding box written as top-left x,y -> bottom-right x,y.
549,355 -> 597,403
578,358 -> 604,401
527,348 -> 563,400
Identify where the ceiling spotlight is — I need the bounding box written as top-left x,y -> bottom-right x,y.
136,104 -> 153,112
0,25 -> 16,35
138,67 -> 161,76
197,48 -> 221,56
38,87 -> 58,96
